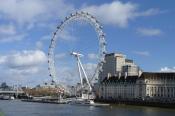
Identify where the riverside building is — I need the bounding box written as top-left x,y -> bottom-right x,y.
98,53 -> 175,102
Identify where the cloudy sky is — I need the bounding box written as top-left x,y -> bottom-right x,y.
0,0 -> 175,86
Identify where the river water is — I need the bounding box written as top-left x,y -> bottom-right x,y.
0,100 -> 175,116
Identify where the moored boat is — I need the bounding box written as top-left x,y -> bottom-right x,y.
70,98 -> 110,107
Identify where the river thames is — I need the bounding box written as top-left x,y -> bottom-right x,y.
0,100 -> 175,116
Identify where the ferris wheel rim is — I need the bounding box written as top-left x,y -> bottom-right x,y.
48,11 -> 107,86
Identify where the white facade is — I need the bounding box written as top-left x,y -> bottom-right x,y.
99,81 -> 136,99
98,53 -> 175,102
98,72 -> 175,101
136,73 -> 175,100
99,53 -> 141,82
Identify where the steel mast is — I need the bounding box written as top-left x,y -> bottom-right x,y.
71,52 -> 92,92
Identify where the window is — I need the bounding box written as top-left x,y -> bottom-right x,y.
161,87 -> 163,92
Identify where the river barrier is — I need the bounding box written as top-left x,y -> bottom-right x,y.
95,98 -> 175,108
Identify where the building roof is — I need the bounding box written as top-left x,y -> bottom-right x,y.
101,72 -> 175,83
125,59 -> 133,63
105,53 -> 126,57
102,76 -> 139,83
143,72 -> 175,74
141,72 -> 175,78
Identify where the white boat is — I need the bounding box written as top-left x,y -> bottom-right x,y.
70,98 -> 110,107
9,96 -> 15,100
0,95 -> 14,100
2,95 -> 10,100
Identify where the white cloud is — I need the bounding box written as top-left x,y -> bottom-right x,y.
0,23 -> 27,43
0,0 -> 165,28
0,0 -> 165,34
55,62 -> 97,85
160,67 -> 175,72
0,33 -> 26,43
58,28 -> 77,41
0,1 -> 164,44
40,35 -> 51,41
135,8 -> 166,17
136,28 -> 162,36
0,0 -> 75,44
40,29 -> 77,42
56,66 -> 78,85
0,50 -> 47,68
9,67 -> 39,75
0,0 -> 74,25
0,50 -> 98,85
82,1 -> 164,27
0,24 -> 16,35
133,51 -> 150,56
84,63 -> 97,71
84,63 -> 98,82
0,0 -> 76,43
36,41 -> 43,50
87,53 -> 98,60
0,0 -> 45,24
82,1 -> 137,27
0,50 -> 49,85
0,56 -> 6,64
55,53 -> 67,59
0,65 -> 49,86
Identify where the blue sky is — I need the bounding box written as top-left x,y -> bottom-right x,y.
0,0 -> 175,86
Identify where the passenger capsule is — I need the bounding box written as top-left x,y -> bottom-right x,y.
101,34 -> 105,37
99,25 -> 103,29
71,13 -> 73,16
60,21 -> 64,25
103,42 -> 107,45
103,51 -> 106,54
65,16 -> 69,20
57,26 -> 60,29
91,16 -> 95,19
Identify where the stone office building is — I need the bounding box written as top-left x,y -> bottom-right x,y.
137,72 -> 175,100
98,53 -> 175,102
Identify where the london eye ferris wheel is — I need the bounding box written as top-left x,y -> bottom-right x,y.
48,11 -> 107,92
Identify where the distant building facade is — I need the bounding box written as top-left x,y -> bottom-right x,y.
98,53 -> 175,102
99,53 -> 142,82
137,72 -> 175,100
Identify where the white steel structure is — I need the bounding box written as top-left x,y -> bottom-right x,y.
71,52 -> 92,92
48,11 -> 107,91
